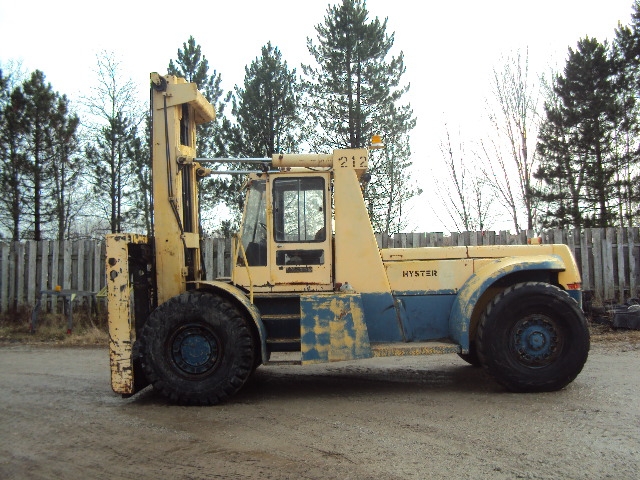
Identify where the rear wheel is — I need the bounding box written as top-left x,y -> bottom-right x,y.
457,342 -> 481,367
139,291 -> 255,405
477,282 -> 589,392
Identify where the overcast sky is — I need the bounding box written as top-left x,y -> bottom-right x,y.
1,0 -> 636,232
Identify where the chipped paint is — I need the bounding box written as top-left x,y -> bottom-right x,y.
106,233 -> 148,395
448,254 -> 569,351
300,294 -> 372,364
371,341 -> 460,357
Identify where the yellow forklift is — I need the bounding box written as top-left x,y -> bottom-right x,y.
106,74 -> 589,405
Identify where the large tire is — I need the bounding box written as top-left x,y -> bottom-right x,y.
477,282 -> 590,392
138,291 -> 255,405
457,342 -> 482,367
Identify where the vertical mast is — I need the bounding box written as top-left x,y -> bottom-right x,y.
150,73 -> 215,304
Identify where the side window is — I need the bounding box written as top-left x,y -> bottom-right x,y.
239,180 -> 267,266
273,177 -> 326,243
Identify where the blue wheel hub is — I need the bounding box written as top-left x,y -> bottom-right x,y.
170,325 -> 220,375
513,315 -> 559,366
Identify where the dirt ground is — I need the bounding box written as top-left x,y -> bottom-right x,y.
0,336 -> 639,480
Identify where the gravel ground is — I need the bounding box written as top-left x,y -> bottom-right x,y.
0,338 -> 638,479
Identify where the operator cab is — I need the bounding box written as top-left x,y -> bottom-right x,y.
234,171 -> 334,292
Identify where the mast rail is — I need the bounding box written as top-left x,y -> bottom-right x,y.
195,157 -> 271,164
207,170 -> 280,175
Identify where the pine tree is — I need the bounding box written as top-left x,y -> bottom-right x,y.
47,94 -> 81,240
0,73 -> 28,240
21,70 -> 57,240
534,37 -> 620,228
212,43 -> 303,224
613,0 -> 640,225
0,69 -> 6,103
234,42 -> 300,157
535,74 -> 584,229
126,114 -> 152,236
168,36 -> 238,229
303,0 -> 417,233
561,37 -> 619,227
86,112 -> 136,233
167,36 -> 225,158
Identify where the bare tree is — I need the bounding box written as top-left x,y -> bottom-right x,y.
435,125 -> 493,232
481,49 -> 540,233
82,51 -> 144,234
365,105 -> 420,238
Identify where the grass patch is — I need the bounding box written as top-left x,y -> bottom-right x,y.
589,322 -> 640,345
0,306 -> 108,346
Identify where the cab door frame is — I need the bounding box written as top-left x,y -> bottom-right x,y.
268,172 -> 333,291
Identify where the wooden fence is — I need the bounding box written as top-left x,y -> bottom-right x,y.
1,228 -> 637,312
377,228 -> 639,304
0,238 -> 232,314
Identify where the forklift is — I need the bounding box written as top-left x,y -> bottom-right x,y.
106,74 -> 589,405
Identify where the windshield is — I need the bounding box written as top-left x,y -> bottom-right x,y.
239,180 -> 267,266
273,177 -> 326,243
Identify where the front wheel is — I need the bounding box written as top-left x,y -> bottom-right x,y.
477,282 -> 589,392
138,291 -> 255,405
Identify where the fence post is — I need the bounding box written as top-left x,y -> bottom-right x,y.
603,228 -> 615,301
38,241 -> 49,305
592,229 -> 604,302
553,229 -> 563,244
410,232 -> 420,248
25,241 -> 37,307
617,228 -> 626,303
567,230 -> 578,269
93,240 -> 102,292
395,233 -> 407,248
216,238 -> 226,279
76,240 -> 85,292
15,242 -> 24,307
0,243 -> 8,312
459,232 -> 470,246
62,241 -> 72,290
629,228 -> 638,299
580,229 -> 591,293
50,241 -> 60,309
203,238 -> 214,281
483,231 -> 495,245
469,232 -> 479,246
433,232 -> 444,247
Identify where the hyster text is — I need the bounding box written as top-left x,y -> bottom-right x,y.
402,270 -> 438,278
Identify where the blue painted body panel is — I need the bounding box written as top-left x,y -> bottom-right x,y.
395,294 -> 456,341
357,290 -> 461,343
359,292 -> 404,342
359,257 -> 575,353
